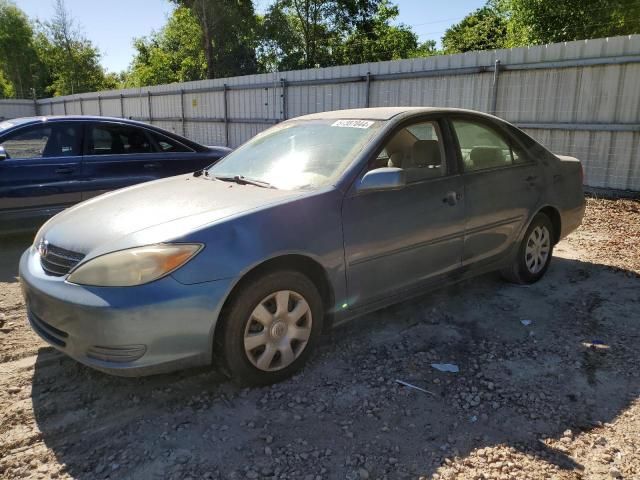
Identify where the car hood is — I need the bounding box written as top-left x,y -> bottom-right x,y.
37,174 -> 304,257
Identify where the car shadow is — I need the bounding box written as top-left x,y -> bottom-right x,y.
0,233 -> 32,283
29,255 -> 639,479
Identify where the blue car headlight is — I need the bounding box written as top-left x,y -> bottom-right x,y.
67,243 -> 203,287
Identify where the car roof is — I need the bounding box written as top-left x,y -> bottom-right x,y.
293,107 -> 501,122
0,115 -> 211,151
6,115 -> 155,128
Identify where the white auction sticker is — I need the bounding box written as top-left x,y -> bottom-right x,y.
331,119 -> 374,129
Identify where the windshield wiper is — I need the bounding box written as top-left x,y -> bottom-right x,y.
213,175 -> 276,189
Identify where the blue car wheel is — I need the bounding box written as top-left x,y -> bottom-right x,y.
216,269 -> 324,386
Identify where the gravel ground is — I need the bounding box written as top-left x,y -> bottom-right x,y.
0,197 -> 638,480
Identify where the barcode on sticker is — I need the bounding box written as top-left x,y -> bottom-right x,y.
331,120 -> 374,129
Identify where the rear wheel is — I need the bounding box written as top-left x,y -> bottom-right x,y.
501,213 -> 554,284
217,270 -> 323,386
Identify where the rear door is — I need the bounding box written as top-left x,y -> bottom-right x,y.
81,122 -> 165,200
449,116 -> 542,266
144,129 -> 214,175
0,122 -> 83,229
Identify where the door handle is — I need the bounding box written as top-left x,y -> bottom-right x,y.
144,162 -> 161,169
525,175 -> 538,183
55,167 -> 74,174
442,191 -> 460,206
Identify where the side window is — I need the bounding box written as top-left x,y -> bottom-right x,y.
88,125 -> 153,155
1,125 -> 81,159
505,124 -> 540,164
148,131 -> 191,153
373,121 -> 446,183
452,120 -> 513,172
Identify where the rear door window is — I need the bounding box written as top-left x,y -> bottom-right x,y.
88,124 -> 153,155
1,124 -> 82,159
147,131 -> 191,153
452,120 -> 514,172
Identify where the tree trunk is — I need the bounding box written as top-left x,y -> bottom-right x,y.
200,0 -> 215,79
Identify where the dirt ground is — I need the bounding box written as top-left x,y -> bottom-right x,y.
0,197 -> 639,480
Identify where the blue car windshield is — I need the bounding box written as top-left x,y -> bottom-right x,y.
207,119 -> 381,190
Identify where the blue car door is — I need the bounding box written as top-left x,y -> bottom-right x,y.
342,118 -> 465,307
81,122 -> 166,200
143,128 -> 217,175
0,122 -> 83,231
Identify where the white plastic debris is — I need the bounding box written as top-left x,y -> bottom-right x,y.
395,379 -> 435,395
431,363 -> 459,373
520,319 -> 532,326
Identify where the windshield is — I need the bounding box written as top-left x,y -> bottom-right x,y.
0,121 -> 14,132
206,119 -> 381,190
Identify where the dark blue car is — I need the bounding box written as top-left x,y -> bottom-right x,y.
0,116 -> 230,233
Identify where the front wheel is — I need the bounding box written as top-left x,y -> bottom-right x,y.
217,270 -> 324,386
501,213 -> 554,284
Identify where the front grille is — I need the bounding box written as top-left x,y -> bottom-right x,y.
40,244 -> 85,277
28,310 -> 68,347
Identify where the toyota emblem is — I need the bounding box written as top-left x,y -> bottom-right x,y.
38,239 -> 49,258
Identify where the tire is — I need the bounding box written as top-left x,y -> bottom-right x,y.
216,270 -> 324,386
501,213 -> 555,284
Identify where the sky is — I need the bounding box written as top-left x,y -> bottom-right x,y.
15,0 -> 486,73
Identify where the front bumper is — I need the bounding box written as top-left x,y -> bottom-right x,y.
19,246 -> 235,376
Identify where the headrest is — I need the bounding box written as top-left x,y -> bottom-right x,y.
387,152 -> 403,168
411,140 -> 441,168
470,146 -> 504,169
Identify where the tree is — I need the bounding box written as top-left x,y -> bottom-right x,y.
35,0 -> 108,96
0,68 -> 13,98
172,0 -> 258,79
442,4 -> 508,54
127,6 -> 206,87
258,0 -> 336,71
0,1 -> 43,98
336,1 -> 437,64
502,0 -> 640,46
258,0 -> 434,72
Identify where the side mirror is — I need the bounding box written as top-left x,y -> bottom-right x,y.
357,167 -> 406,193
0,146 -> 6,161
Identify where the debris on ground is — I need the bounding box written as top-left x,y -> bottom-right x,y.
394,379 -> 435,395
431,363 -> 460,373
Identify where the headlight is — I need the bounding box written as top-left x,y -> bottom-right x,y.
67,244 -> 202,287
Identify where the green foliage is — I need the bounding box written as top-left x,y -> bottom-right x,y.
442,5 -> 508,54
502,0 -> 640,46
0,68 -> 14,97
0,0 -> 44,98
172,0 -> 258,79
258,0 -> 436,72
127,7 -> 206,87
35,0 -> 108,96
336,1 -> 436,63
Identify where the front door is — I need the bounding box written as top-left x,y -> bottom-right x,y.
342,119 -> 465,308
449,118 -> 542,266
0,123 -> 83,230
